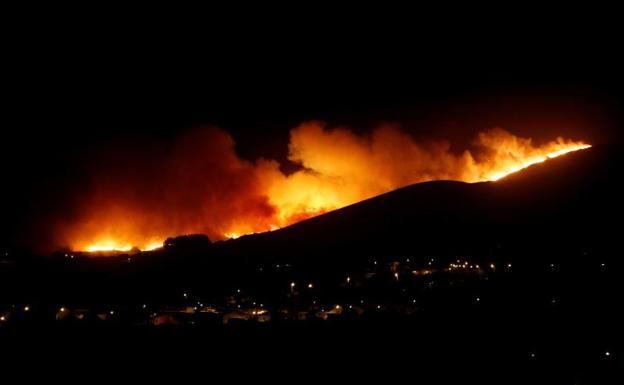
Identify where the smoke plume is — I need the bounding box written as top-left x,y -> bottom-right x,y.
51,122 -> 589,251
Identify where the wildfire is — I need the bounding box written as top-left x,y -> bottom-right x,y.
475,142 -> 592,182
143,242 -> 164,251
85,241 -> 132,253
63,125 -> 590,254
83,240 -> 163,253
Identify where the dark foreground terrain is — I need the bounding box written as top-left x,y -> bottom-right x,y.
1,244 -> 620,384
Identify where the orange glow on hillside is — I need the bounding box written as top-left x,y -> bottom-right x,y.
61,125 -> 590,254
475,141 -> 592,182
85,242 -> 132,253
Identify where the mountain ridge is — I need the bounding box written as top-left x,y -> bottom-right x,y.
212,145 -> 618,261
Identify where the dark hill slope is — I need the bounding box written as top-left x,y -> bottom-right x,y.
216,146 -> 620,261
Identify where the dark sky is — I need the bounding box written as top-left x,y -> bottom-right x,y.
2,13 -> 623,250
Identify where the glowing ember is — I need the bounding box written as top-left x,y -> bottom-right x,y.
143,242 -> 164,251
84,239 -> 163,253
59,125 -> 591,253
85,241 -> 133,253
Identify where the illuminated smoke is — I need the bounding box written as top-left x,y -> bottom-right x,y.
52,123 -> 590,252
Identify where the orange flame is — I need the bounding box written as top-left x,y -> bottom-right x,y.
85,241 -> 132,253
62,125 -> 590,253
472,136 -> 592,181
